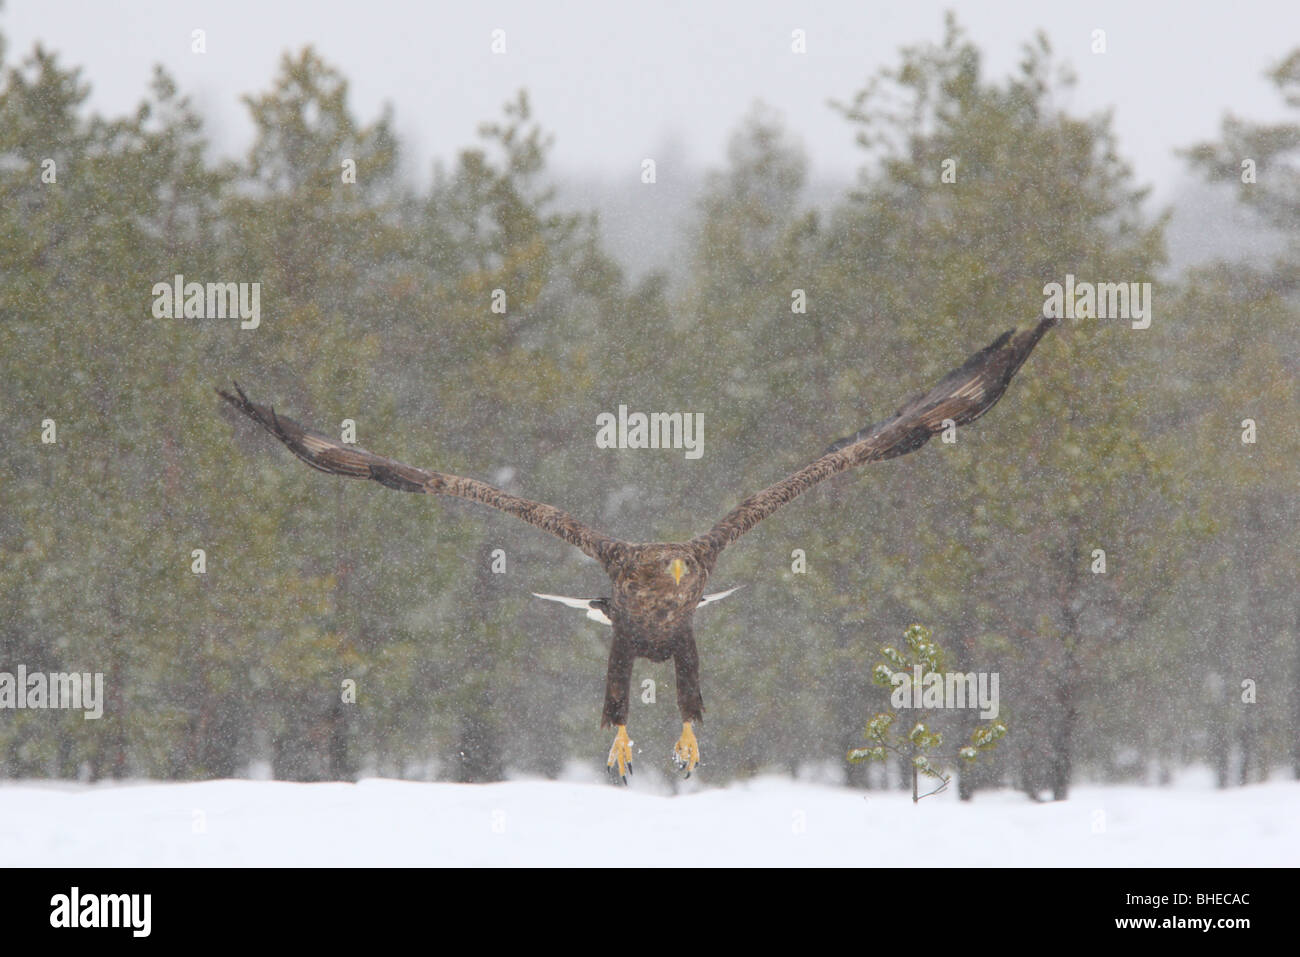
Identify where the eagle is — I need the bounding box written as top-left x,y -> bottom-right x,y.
218,316 -> 1055,782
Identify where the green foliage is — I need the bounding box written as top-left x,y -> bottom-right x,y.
849,625 -> 1006,801
1165,46 -> 1300,786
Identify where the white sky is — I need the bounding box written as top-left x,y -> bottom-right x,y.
5,0 -> 1299,199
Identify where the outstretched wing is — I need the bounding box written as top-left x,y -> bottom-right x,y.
692,316 -> 1057,560
218,384 -> 618,564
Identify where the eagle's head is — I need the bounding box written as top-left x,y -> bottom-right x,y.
623,546 -> 706,603
666,556 -> 692,588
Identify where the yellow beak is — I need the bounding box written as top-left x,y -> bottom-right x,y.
670,558 -> 685,586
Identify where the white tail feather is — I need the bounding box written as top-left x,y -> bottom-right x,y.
532,593 -> 612,625
533,585 -> 742,625
698,585 -> 743,607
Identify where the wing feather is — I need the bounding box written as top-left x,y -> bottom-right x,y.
218,384 -> 618,564
692,317 -> 1056,559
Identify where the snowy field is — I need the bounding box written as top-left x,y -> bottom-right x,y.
1,773 -> 1294,867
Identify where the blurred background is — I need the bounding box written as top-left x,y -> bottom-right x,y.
0,2 -> 1296,796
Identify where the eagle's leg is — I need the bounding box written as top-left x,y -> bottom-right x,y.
673,722 -> 700,777
607,725 -> 634,784
672,634 -> 704,777
602,635 -> 636,784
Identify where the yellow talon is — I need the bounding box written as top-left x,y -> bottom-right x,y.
673,721 -> 701,776
607,725 -> 634,783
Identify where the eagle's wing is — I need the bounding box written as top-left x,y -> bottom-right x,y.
218,384 -> 618,563
692,316 -> 1057,560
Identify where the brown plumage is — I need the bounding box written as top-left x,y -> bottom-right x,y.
217,315 -> 1056,780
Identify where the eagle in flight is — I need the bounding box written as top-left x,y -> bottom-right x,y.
219,316 -> 1055,783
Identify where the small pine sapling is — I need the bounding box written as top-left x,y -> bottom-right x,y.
847,624 -> 1007,802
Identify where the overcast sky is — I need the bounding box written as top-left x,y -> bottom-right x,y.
5,1 -> 1298,200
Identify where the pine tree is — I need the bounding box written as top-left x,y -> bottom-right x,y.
848,624 -> 1006,802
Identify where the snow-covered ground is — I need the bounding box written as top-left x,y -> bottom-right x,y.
1,773 -> 1295,867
